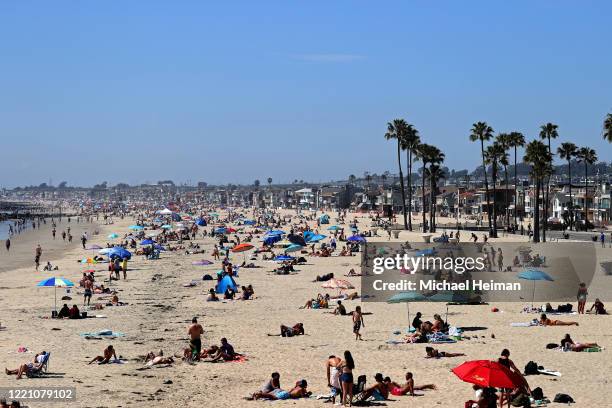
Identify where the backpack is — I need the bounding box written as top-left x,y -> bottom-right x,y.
524,361 -> 539,375
531,387 -> 544,401
553,393 -> 574,403
546,343 -> 559,349
510,393 -> 531,407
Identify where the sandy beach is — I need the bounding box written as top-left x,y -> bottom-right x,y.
0,210 -> 610,408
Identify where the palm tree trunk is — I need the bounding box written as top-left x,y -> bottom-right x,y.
429,176 -> 434,233
504,165 -> 509,229
534,178 -> 541,242
408,150 -> 413,231
543,137 -> 551,242
422,162 -> 427,232
492,164 -> 498,237
568,160 -> 573,231
397,142 -> 408,230
584,163 -> 589,226
514,146 -> 518,227
480,140 -> 491,233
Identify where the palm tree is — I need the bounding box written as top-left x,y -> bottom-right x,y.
539,123 -> 559,242
523,140 -> 553,242
401,124 -> 421,231
576,147 -> 598,227
417,144 -> 444,232
603,113 -> 612,143
469,122 -> 494,233
557,142 -> 577,230
485,142 -> 506,237
496,134 -> 512,228
425,162 -> 445,233
385,119 -> 409,229
507,132 -> 525,226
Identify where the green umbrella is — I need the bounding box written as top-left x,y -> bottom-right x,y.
428,291 -> 469,324
387,292 -> 428,327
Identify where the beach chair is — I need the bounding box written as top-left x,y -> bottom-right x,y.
350,375 -> 367,402
26,352 -> 50,378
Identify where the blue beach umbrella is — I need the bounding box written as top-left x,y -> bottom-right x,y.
108,247 -> 132,260
327,225 -> 342,231
107,233 -> 119,239
128,225 -> 144,230
306,234 -> 327,243
518,269 -> 554,307
161,224 -> 172,229
195,218 -> 207,226
140,239 -> 155,245
347,235 -> 366,243
37,277 -> 75,312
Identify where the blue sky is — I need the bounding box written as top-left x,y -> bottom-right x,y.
0,1 -> 610,187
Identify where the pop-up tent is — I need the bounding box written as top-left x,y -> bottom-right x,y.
215,275 -> 238,294
319,214 -> 330,224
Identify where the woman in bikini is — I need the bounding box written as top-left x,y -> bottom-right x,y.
539,313 -> 579,326
425,346 -> 465,358
340,350 -> 355,407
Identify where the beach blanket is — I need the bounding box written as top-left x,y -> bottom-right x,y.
427,333 -> 457,344
511,321 -> 540,327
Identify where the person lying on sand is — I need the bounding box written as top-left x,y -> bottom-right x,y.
144,350 -> 174,367
268,323 -> 305,337
88,345 -> 117,364
539,313 -> 579,326
560,334 -> 599,352
425,347 -> 465,358
253,379 -> 310,400
388,372 -> 436,396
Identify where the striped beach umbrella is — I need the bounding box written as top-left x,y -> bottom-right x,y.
37,277 -> 76,312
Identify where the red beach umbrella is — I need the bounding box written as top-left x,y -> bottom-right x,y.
452,360 -> 522,389
231,243 -> 254,253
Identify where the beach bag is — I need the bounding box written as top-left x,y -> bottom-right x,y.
510,393 -> 531,407
524,361 -> 539,375
553,393 -> 574,403
202,274 -> 213,281
546,343 -> 559,349
531,387 -> 544,401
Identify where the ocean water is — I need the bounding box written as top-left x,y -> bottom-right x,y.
0,220 -> 12,240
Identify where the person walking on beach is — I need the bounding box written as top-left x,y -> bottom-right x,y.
188,317 -> 204,361
352,306 -> 364,341
5,238 -> 9,252
577,283 -> 588,314
81,234 -> 87,249
35,244 -> 42,271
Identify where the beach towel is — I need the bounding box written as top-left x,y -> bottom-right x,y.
511,321 -> 539,327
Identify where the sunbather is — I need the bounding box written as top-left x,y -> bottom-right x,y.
388,372 -> 437,396
560,334 -> 599,352
425,346 -> 465,358
144,350 -> 174,366
5,353 -> 47,379
253,379 -> 310,400
539,313 -> 579,326
88,345 -> 117,364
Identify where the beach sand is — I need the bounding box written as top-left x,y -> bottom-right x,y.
0,211 -> 610,407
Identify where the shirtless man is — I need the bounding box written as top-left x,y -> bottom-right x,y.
388,372 -> 436,396
539,313 -> 579,326
88,345 -> 117,364
352,306 -> 365,340
83,278 -> 93,306
358,373 -> 389,401
326,355 -> 342,403
188,317 -> 204,361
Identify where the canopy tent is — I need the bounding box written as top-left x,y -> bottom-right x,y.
318,214 -> 330,224
215,275 -> 238,294
288,234 -> 307,247
158,208 -> 173,215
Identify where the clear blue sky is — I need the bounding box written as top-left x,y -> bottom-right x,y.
0,1 -> 610,188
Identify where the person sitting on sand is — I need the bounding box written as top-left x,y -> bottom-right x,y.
539,313 -> 579,326
589,298 -> 607,315
406,321 -> 432,343
412,312 -> 423,331
425,346 -> 465,358
346,268 -> 361,277
207,288 -> 219,302
57,303 -> 70,319
388,372 -> 437,396
560,334 -> 599,352
224,287 -> 235,300
252,372 -> 281,400
333,300 -> 347,316
69,304 -> 81,319
357,373 -> 389,401
269,323 -> 304,337
88,345 -> 117,364
432,314 -> 446,332
208,338 -> 236,362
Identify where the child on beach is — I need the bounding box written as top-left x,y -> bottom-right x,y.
352,306 -> 364,340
